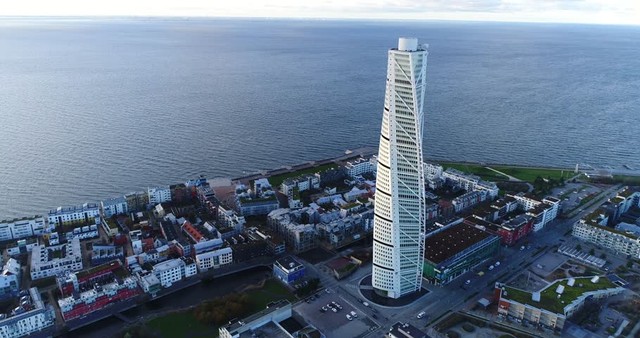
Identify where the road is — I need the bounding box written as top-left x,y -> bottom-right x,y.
299,183 -> 623,337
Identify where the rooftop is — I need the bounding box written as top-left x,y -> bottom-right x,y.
275,256 -> 303,271
501,276 -> 618,315
389,321 -> 428,338
224,300 -> 291,334
424,223 -> 493,264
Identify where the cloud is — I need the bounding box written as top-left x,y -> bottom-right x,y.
0,0 -> 637,25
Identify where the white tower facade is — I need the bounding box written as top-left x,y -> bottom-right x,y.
372,37 -> 428,299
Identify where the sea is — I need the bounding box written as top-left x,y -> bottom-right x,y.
1,18 -> 639,219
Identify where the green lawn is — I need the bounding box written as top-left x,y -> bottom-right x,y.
147,311 -> 217,338
142,279 -> 296,338
491,166 -> 569,183
437,162 -> 570,184
245,279 -> 297,312
267,163 -> 338,188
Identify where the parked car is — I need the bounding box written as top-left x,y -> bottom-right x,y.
465,280 -> 471,285
417,311 -> 426,319
346,314 -> 353,321
320,306 -> 327,312
350,311 -> 358,318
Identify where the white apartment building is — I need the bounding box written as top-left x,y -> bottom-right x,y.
196,247 -> 233,272
152,258 -> 197,288
508,194 -> 560,232
0,258 -> 20,299
30,237 -> 83,280
442,168 -> 500,198
345,156 -> 377,178
47,203 -> 100,227
148,186 -> 172,206
0,217 -> 46,242
573,210 -> 640,258
372,37 -> 428,299
101,196 -> 129,218
0,288 -> 55,338
280,175 -> 320,196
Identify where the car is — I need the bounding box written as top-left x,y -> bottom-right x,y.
320,306 -> 327,312
350,311 -> 357,318
465,280 -> 471,285
325,288 -> 330,294
331,307 -> 338,313
495,261 -> 500,266
363,301 -> 369,307
346,314 -> 353,320
417,311 -> 426,319
489,265 -> 494,270
306,299 -> 311,303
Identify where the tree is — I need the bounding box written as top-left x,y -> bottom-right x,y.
627,260 -> 634,269
589,248 -> 595,256
576,244 -> 582,251
600,253 -> 606,259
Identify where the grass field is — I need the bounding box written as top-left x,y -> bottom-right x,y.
245,278 -> 298,311
147,311 -> 215,338
437,162 -> 570,183
263,163 -> 338,188
143,279 -> 296,338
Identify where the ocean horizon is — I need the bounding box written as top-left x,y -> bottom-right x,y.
1,18 -> 639,219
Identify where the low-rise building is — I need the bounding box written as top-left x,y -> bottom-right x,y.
273,256 -> 305,285
422,223 -> 500,285
0,259 -> 20,300
465,215 -> 533,246
195,247 -> 233,272
0,288 -> 55,338
48,203 -> 100,228
148,186 -> 172,206
345,156 -> 377,178
508,193 -> 559,232
442,168 -> 499,198
246,228 -> 286,256
125,191 -> 149,212
56,261 -> 141,321
91,245 -> 125,266
101,196 -> 129,218
30,237 -> 83,280
219,300 -> 293,338
495,276 -> 624,331
573,209 -> 640,258
281,174 -> 320,196
0,216 -> 47,242
268,208 -> 318,253
152,257 -> 197,288
388,322 -> 428,338
235,179 -> 280,216
452,190 -> 489,213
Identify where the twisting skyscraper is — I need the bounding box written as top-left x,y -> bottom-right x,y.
372,37 -> 428,299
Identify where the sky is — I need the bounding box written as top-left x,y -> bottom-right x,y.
0,0 -> 639,25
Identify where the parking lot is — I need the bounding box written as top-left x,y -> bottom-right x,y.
294,289 -> 377,338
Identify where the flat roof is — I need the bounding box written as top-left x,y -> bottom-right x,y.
424,223 -> 492,264
501,276 -> 617,315
275,256 -> 304,271
389,321 -> 428,338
